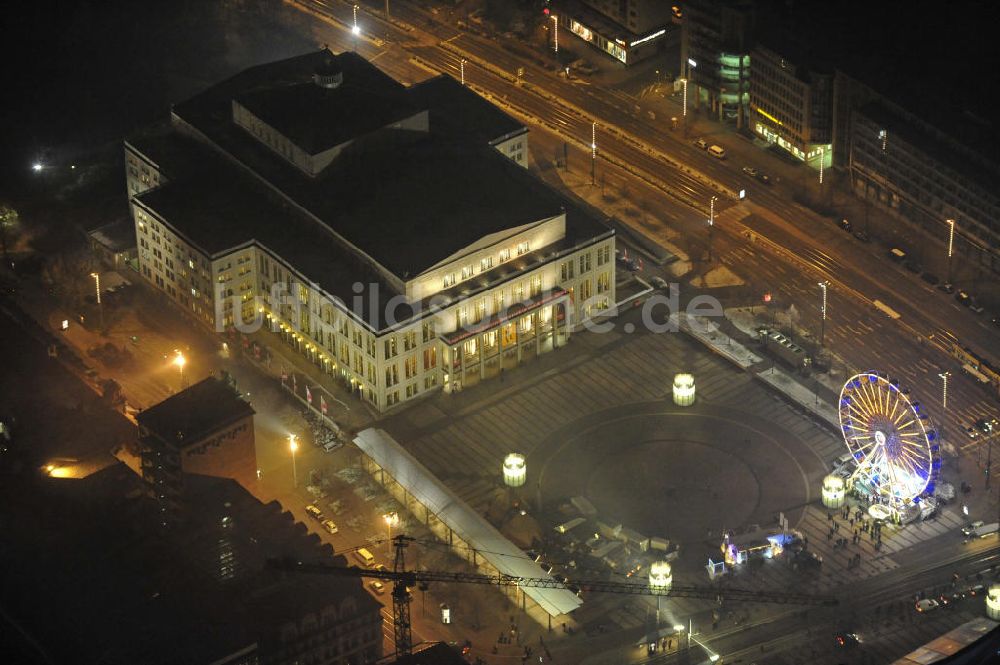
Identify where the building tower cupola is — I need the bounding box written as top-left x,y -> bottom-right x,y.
313,59 -> 344,89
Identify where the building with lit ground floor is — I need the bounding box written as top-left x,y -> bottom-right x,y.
354,428 -> 583,628
124,50 -> 615,413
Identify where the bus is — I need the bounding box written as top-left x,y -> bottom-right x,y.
872,300 -> 901,319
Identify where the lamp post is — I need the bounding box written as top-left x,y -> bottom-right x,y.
946,218 -> 955,284
707,195 -> 717,261
591,122 -> 597,185
818,281 -> 829,347
551,14 -> 558,53
289,434 -> 299,488
384,511 -> 399,550
351,4 -> 360,48
818,146 -> 825,185
90,272 -> 103,331
684,58 -> 696,136
460,58 -> 466,86
172,350 -> 186,390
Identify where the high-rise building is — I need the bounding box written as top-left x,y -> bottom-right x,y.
125,50 -> 615,413
681,0 -> 755,126
749,44 -> 833,167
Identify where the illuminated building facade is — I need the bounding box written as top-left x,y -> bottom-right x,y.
749,44 -> 833,166
680,0 -> 754,126
550,0 -> 672,65
125,50 -> 615,413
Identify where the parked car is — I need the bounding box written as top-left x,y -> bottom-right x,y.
961,520 -> 984,536
837,218 -> 853,232
369,580 -> 387,595
956,290 -> 971,306
742,166 -> 758,177
853,230 -> 871,243
976,418 -> 996,434
694,138 -> 708,150
321,519 -> 339,534
305,504 -> 323,521
938,282 -> 956,294
915,598 -> 940,612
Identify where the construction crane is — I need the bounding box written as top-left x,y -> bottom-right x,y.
267,536 -> 838,658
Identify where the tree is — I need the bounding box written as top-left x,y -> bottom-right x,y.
0,203 -> 19,265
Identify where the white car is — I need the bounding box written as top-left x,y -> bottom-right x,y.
321,519 -> 339,534
915,598 -> 939,612
369,581 -> 387,595
742,166 -> 758,177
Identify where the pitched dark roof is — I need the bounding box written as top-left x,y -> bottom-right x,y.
137,377 -> 254,448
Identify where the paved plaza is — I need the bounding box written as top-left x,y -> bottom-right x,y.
381,307 -> 844,572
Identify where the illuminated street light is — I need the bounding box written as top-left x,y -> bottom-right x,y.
352,4 -> 360,33
31,162 -> 43,172
946,218 -> 955,283
90,272 -> 103,330
818,281 -> 829,347
551,14 -> 558,53
289,434 -> 299,487
707,195 -> 717,261
591,122 -> 597,185
384,511 -> 399,547
817,146 -> 825,185
460,58 -> 466,86
172,350 -> 186,390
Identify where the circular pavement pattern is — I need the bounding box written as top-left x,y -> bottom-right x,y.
534,400 -> 814,562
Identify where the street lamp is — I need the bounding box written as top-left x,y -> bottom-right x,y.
817,146 -> 825,185
551,14 -> 558,53
31,162 -> 43,172
90,272 -> 103,331
591,122 -> 597,185
172,350 -> 186,390
460,58 -> 466,86
352,4 -> 360,35
384,511 -> 399,548
707,195 -> 717,261
818,281 -> 829,347
946,218 -> 955,284
289,434 -> 299,488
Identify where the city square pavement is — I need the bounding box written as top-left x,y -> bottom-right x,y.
379,306 -> 842,576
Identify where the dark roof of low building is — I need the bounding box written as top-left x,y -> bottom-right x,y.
0,465 -> 380,665
409,74 -> 525,145
137,377 -> 254,448
88,220 -> 136,252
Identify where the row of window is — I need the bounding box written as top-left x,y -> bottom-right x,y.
442,241 -> 530,289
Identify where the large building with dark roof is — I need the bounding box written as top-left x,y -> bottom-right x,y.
125,50 -> 614,412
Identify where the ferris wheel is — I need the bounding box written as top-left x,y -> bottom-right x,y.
838,372 -> 940,511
